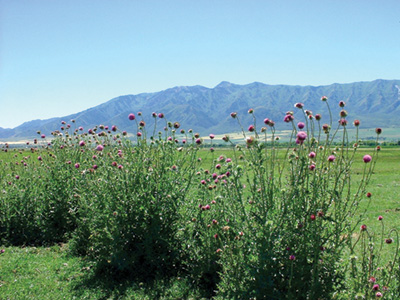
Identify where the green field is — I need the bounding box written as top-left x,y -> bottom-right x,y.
0,146 -> 399,299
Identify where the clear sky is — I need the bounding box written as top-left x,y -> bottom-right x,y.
1,0 -> 399,128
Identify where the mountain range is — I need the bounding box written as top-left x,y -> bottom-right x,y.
1,79 -> 400,141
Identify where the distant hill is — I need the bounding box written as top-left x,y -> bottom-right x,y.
1,79 -> 400,141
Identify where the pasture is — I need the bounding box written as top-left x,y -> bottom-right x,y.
0,105 -> 399,299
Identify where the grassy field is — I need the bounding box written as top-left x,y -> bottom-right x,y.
0,146 -> 399,299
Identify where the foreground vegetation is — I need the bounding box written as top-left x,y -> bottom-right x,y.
1,98 -> 399,299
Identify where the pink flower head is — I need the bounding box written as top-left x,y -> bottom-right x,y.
230,112 -> 237,118
152,112 -> 157,118
376,292 -> 382,298
309,164 -> 316,171
296,131 -> 307,141
373,284 -> 380,291
215,164 -> 221,169
339,119 -> 348,126
111,125 -> 117,132
128,113 -> 135,120
79,140 -> 85,147
41,134 -> 46,138
209,134 -> 215,139
353,120 -> 360,127
322,124 -> 330,133
289,255 -> 296,261
328,155 -> 336,162
363,155 -> 372,163
385,238 -> 393,244
137,132 -> 142,137
263,118 -> 270,125
248,108 -> 254,114
195,138 -> 202,145
139,121 -> 145,127
367,192 -> 372,198
158,113 -> 164,118
378,215 -> 383,221
340,110 -> 348,118
38,156 -> 42,161
308,151 -> 316,158
246,136 -> 254,145
248,125 -> 255,132
360,224 -> 367,231
297,122 -> 305,129
74,163 -> 80,169
294,102 -> 304,109
369,276 -> 376,283
339,101 -> 346,107
283,114 -> 294,123
310,214 -> 316,221
375,128 -> 382,135
321,96 -> 328,101
96,145 -> 104,151
315,114 -> 321,121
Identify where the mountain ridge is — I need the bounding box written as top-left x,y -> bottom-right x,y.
1,79 -> 400,140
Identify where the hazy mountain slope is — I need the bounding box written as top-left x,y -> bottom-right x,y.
1,79 -> 399,140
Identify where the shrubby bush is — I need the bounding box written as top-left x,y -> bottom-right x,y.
0,97 -> 398,299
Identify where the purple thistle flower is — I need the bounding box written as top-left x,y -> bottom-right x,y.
74,163 -> 80,169
158,113 -> 164,118
79,140 -> 85,147
230,112 -> 237,118
263,118 -> 270,125
321,96 -> 328,101
283,114 -> 294,123
209,134 -> 215,139
128,113 -> 136,120
296,131 -> 307,141
289,255 -> 296,261
111,125 -> 117,132
328,155 -> 336,162
248,125 -> 255,132
375,128 -> 382,135
315,114 -> 321,121
363,155 -> 372,163
294,102 -> 304,109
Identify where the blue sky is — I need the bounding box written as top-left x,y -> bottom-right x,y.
1,0 -> 399,128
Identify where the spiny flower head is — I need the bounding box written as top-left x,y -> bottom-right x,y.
363,155 -> 372,163
294,102 -> 304,109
